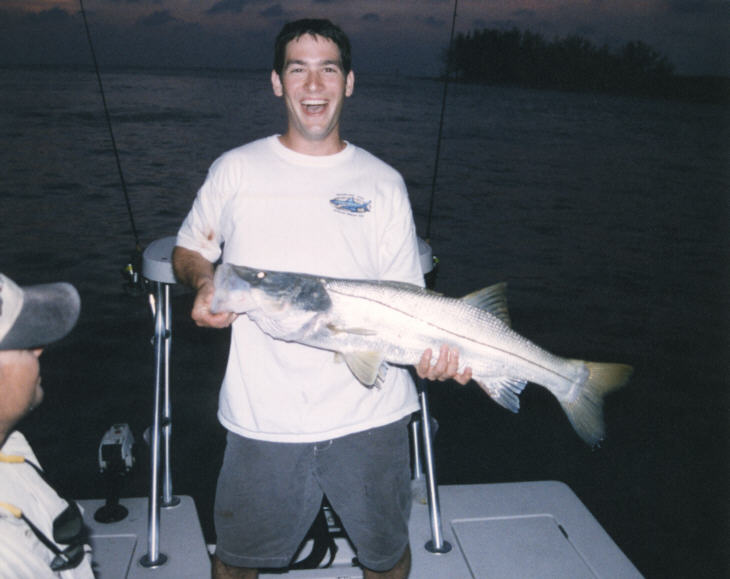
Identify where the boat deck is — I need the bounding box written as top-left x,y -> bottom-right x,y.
79,481 -> 642,578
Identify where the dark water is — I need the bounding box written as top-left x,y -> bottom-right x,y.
1,67 -> 727,578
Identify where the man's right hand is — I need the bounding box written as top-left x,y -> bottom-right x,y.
172,246 -> 237,329
191,279 -> 238,328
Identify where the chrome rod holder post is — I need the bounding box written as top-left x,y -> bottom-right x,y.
410,417 -> 424,480
140,281 -> 168,568
161,283 -> 179,508
418,378 -> 452,554
139,237 -> 179,568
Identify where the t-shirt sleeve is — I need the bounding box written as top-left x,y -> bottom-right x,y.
378,175 -> 425,288
176,154 -> 237,263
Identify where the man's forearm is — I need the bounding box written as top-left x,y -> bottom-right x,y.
172,246 -> 236,328
172,246 -> 215,289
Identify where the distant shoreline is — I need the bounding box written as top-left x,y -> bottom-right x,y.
444,74 -> 730,105
1,62 -> 728,105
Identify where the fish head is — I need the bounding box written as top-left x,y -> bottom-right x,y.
212,264 -> 331,318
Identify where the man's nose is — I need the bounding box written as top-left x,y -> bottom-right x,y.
305,70 -> 323,91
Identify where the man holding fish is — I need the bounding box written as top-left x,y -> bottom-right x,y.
173,18 -> 469,579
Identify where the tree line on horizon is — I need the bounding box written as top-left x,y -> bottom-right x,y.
446,27 -> 677,96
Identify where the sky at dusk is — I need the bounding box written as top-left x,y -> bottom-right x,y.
0,0 -> 728,76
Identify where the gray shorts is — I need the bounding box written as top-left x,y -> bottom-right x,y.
213,417 -> 412,572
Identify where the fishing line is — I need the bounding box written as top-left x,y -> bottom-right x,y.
79,0 -> 145,294
78,0 -> 141,254
425,0 -> 458,243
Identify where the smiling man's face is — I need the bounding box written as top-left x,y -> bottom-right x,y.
271,33 -> 355,156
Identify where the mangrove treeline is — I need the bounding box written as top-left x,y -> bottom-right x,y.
447,28 -> 728,102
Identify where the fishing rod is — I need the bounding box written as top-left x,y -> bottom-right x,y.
79,4 -> 175,566
424,0 -> 458,243
416,0 -> 459,556
79,0 -> 145,295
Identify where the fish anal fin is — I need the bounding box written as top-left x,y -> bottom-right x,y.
343,351 -> 386,387
475,376 -> 527,413
461,283 -> 511,326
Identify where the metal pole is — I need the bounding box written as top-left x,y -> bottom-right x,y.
140,282 -> 168,568
161,283 -> 179,507
418,380 -> 452,554
410,418 -> 424,481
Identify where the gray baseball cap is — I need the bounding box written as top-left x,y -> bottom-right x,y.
0,274 -> 80,350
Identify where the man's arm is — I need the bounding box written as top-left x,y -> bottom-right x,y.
172,246 -> 237,329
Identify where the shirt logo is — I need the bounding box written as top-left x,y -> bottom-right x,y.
330,194 -> 372,216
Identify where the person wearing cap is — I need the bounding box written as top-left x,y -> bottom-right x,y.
0,274 -> 94,578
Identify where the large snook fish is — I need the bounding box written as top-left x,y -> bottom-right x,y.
211,263 -> 632,446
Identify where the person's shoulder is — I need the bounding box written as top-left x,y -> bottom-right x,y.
1,431 -> 33,458
349,144 -> 402,180
219,136 -> 273,161
209,136 -> 275,173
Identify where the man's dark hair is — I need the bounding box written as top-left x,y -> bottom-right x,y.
273,19 -> 352,76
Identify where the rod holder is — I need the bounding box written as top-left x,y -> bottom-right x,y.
140,237 -> 179,567
417,379 -> 452,554
140,281 -> 168,567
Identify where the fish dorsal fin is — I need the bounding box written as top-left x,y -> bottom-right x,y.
343,351 -> 386,387
461,282 -> 511,326
474,377 -> 527,413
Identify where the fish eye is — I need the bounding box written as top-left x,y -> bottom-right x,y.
256,271 -> 266,279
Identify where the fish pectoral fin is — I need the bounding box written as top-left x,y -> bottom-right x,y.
475,377 -> 527,413
460,283 -> 511,326
326,323 -> 378,336
343,351 -> 386,387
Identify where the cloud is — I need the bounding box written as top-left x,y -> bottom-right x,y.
27,6 -> 74,24
666,0 -> 730,15
511,9 -> 536,19
138,10 -> 177,27
260,3 -> 284,18
424,16 -> 445,28
205,0 -> 266,16
102,0 -> 163,4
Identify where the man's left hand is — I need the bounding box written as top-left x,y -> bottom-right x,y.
416,344 -> 472,385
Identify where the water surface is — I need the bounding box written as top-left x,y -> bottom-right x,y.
1,67 -> 727,578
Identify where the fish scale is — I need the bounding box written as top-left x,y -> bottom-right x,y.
324,279 -> 579,390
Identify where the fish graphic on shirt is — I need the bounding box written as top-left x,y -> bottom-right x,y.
330,195 -> 372,215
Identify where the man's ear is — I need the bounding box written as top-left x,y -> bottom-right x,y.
271,70 -> 283,97
345,70 -> 355,97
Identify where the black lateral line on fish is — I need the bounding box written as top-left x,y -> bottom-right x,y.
326,287 -> 575,384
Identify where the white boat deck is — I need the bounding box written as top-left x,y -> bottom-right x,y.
80,481 -> 642,578
79,495 -> 210,578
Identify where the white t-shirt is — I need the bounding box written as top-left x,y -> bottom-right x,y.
0,432 -> 94,579
177,136 -> 423,442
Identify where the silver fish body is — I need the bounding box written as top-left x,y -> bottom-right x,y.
211,263 -> 632,446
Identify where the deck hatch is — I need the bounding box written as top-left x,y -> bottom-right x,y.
451,514 -> 596,578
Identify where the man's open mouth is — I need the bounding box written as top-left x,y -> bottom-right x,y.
302,99 -> 327,114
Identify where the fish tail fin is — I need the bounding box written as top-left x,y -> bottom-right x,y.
560,362 -> 633,447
